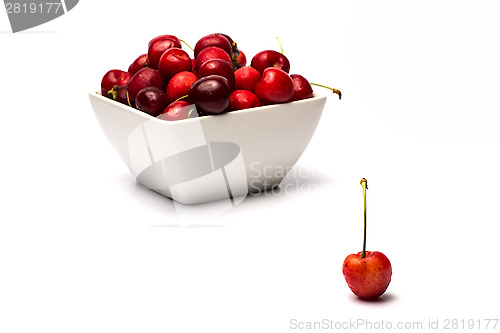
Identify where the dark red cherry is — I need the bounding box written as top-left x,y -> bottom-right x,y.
195,46 -> 232,69
290,74 -> 314,101
228,90 -> 261,111
189,75 -> 230,115
127,68 -> 165,107
254,67 -> 294,104
159,101 -> 198,121
158,48 -> 192,81
197,59 -> 235,91
194,33 -> 232,58
251,50 -> 290,74
128,54 -> 148,75
135,87 -> 169,117
101,69 -> 131,98
109,84 -> 130,106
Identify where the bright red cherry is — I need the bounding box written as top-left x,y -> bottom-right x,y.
158,48 -> 192,81
194,33 -> 232,58
128,54 -> 148,75
101,69 -> 131,98
166,71 -> 198,103
228,90 -> 261,111
254,67 -> 294,104
251,50 -> 290,74
236,50 -> 247,68
147,35 -> 182,70
234,66 -> 261,92
195,46 -> 232,69
197,59 -> 235,91
159,100 -> 198,121
290,74 -> 314,101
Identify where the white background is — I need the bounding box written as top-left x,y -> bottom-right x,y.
1,1 -> 500,332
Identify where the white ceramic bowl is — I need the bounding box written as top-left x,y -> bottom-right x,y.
89,91 -> 327,204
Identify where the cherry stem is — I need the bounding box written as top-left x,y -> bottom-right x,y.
276,37 -> 284,54
108,85 -> 119,100
187,108 -> 195,119
310,83 -> 342,100
126,89 -> 132,107
180,39 -> 194,52
174,95 -> 189,102
360,178 -> 368,258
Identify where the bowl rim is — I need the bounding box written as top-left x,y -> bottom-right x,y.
89,90 -> 327,125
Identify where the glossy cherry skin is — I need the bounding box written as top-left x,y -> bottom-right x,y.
236,50 -> 247,68
234,66 -> 261,92
135,87 -> 169,117
189,75 -> 230,115
128,54 -> 148,75
342,251 -> 392,300
254,67 -> 294,104
101,69 -> 131,98
197,59 -> 235,91
148,34 -> 181,49
158,48 -> 192,81
228,90 -> 261,111
194,33 -> 232,58
251,50 -> 290,74
147,36 -> 181,70
290,74 -> 314,101
159,100 -> 198,121
195,46 -> 232,70
166,71 -> 198,103
127,68 -> 165,107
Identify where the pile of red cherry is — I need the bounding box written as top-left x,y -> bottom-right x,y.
100,33 -> 340,121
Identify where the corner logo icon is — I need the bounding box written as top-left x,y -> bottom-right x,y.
4,0 -> 78,33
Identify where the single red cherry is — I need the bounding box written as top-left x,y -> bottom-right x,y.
135,87 -> 169,117
194,33 -> 232,58
159,100 -> 198,121
127,68 -> 165,107
195,46 -> 232,69
228,90 -> 261,111
234,66 -> 261,92
148,34 -> 181,49
197,59 -> 235,91
158,48 -> 192,81
128,54 -> 148,75
101,69 -> 131,98
189,75 -> 230,115
251,50 -> 290,74
147,36 -> 182,70
290,74 -> 314,101
254,67 -> 294,104
166,71 -> 198,103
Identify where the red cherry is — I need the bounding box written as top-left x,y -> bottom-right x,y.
254,67 -> 294,104
290,74 -> 314,101
101,69 -> 131,98
194,33 -> 232,58
197,59 -> 235,91
251,50 -> 290,74
195,46 -> 232,69
189,75 -> 230,115
158,48 -> 192,82
108,84 -> 130,106
234,66 -> 261,92
127,68 -> 165,107
128,54 -> 148,75
147,36 -> 181,70
166,71 -> 198,103
236,50 -> 246,67
159,100 -> 198,121
228,90 -> 261,111
135,87 -> 169,117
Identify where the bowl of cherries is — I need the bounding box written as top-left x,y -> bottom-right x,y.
89,33 -> 341,205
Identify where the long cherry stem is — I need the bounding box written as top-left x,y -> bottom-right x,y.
310,83 -> 342,100
361,178 -> 368,258
180,39 -> 194,52
276,37 -> 284,54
